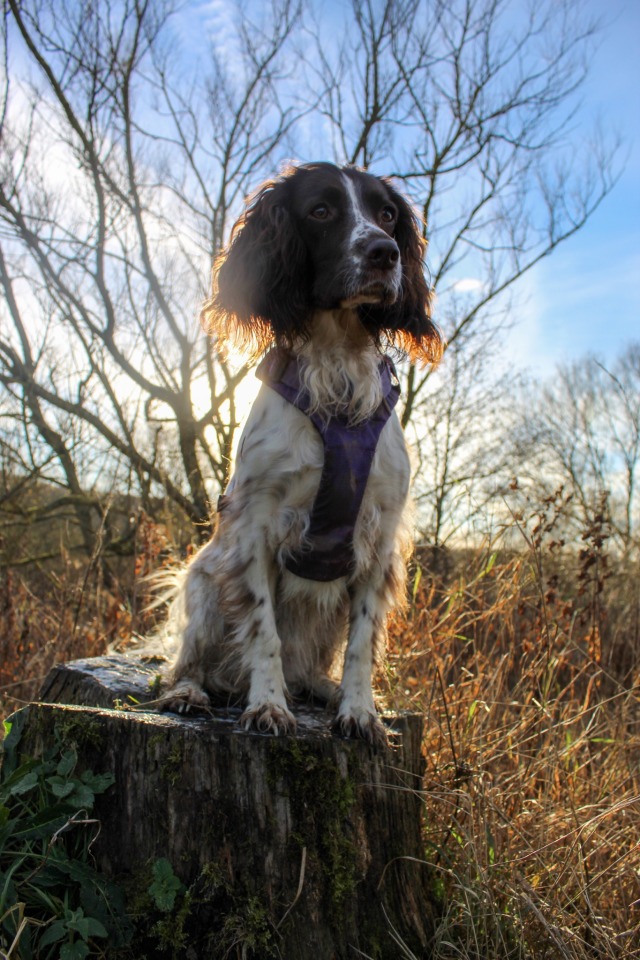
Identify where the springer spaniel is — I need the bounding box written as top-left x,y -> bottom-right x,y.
161,162 -> 442,745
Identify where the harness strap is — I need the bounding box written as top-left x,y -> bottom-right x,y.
253,347 -> 400,581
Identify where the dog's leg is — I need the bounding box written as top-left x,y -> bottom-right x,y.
160,676 -> 211,714
229,541 -> 296,736
159,546 -> 221,714
334,558 -> 404,747
306,672 -> 340,703
334,588 -> 387,746
161,623 -> 215,715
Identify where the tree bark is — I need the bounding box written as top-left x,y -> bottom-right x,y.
25,655 -> 437,959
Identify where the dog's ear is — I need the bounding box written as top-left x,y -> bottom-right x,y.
201,178 -> 312,354
362,183 -> 444,365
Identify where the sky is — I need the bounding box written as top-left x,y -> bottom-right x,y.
505,0 -> 640,374
172,0 -> 639,379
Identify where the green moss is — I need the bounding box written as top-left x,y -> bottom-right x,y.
55,711 -> 105,750
119,864 -> 155,921
266,739 -> 359,918
143,731 -> 184,785
198,860 -> 227,891
159,739 -> 183,785
150,889 -> 193,955
145,732 -> 164,758
114,857 -> 278,960
220,895 -> 278,958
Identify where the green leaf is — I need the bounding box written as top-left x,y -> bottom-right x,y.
1,759 -> 42,798
68,915 -> 108,940
54,859 -> 98,885
60,941 -> 90,960
411,565 -> 422,602
0,873 -> 20,921
39,919 -> 68,948
66,784 -> 95,810
148,858 -> 183,913
56,750 -> 77,778
1,710 -> 28,778
47,777 -> 76,799
85,915 -> 109,938
12,804 -> 74,841
486,827 -> 496,865
79,770 -> 115,794
482,551 -> 497,576
79,878 -> 133,948
9,770 -> 39,796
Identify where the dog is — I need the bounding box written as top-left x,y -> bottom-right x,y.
160,162 -> 442,745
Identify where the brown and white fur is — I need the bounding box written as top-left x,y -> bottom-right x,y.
161,162 -> 442,746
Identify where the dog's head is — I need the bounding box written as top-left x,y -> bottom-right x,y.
203,162 -> 442,363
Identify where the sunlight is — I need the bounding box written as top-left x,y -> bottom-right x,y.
192,355 -> 261,462
229,363 -> 261,426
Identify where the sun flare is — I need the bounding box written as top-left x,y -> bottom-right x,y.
191,355 -> 261,460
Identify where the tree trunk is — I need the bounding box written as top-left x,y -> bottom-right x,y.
22,655 -> 437,958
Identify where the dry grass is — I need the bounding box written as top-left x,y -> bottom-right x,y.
1,505 -> 638,958
0,513 -> 173,717
383,509 -> 640,957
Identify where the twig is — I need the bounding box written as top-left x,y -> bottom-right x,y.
276,846 -> 307,929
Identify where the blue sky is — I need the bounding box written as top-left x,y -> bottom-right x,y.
506,0 -> 640,373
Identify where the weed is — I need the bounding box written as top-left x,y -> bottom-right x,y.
0,710 -> 132,959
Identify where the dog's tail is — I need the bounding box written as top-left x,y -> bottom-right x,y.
112,565 -> 187,662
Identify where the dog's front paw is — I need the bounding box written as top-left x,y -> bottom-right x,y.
333,702 -> 388,748
160,680 -> 211,715
241,702 -> 296,736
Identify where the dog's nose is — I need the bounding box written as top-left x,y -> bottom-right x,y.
364,237 -> 399,271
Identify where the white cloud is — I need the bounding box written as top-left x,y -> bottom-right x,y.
452,278 -> 485,293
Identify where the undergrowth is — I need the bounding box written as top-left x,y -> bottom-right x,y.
383,495 -> 640,958
0,514 -> 173,717
0,712 -> 131,959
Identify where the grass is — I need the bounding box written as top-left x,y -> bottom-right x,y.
1,504 -> 638,958
0,514 -> 174,717
381,505 -> 640,958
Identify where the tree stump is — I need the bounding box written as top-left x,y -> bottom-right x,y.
16,655 -> 436,958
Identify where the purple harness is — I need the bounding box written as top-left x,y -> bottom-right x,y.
254,348 -> 400,582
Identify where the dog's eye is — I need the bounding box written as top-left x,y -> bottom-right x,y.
309,204 -> 330,220
380,206 -> 396,224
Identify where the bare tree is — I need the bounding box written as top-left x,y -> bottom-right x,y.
407,322 -> 526,547
0,0 -> 304,556
515,343 -> 640,555
0,0 -> 621,562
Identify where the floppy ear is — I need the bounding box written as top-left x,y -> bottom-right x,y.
201,177 -> 312,354
361,183 -> 443,365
